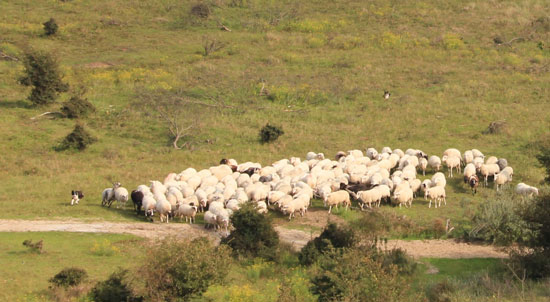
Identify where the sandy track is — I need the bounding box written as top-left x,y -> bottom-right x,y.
0,219 -> 507,258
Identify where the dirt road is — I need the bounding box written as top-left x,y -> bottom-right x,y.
0,219 -> 507,258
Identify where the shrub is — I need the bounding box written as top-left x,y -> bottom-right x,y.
221,204 -> 279,260
138,237 -> 231,301
43,18 -> 58,36
509,190 -> 550,279
57,123 -> 97,151
49,267 -> 87,288
60,96 -> 96,118
299,223 -> 356,266
190,3 -> 210,19
19,50 -> 69,106
310,247 -> 412,302
377,248 -> 417,276
427,280 -> 455,302
259,123 -> 284,143
469,192 -> 528,245
89,269 -> 141,302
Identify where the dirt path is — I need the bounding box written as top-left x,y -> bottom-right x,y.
0,219 -> 507,258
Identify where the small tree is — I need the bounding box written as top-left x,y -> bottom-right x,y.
19,50 -> 68,106
259,123 -> 284,143
221,204 -> 279,260
43,18 -> 58,36
536,147 -> 550,183
138,237 -> 231,301
57,123 -> 97,151
60,95 -> 96,118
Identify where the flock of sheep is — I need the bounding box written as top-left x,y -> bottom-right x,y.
99,147 -> 540,234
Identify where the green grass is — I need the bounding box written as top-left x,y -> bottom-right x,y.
419,258 -> 504,282
0,232 -> 143,302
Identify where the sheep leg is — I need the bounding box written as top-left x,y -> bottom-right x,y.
429,199 -> 431,208
328,205 -> 332,214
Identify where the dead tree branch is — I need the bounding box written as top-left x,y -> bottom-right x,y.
30,111 -> 63,120
0,51 -> 18,61
156,105 -> 195,149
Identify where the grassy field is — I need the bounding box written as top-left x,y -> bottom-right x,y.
0,232 -> 143,302
0,0 -> 549,300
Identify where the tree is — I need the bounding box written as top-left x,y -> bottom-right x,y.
57,123 -> 97,151
138,237 -> 231,301
221,204 -> 279,260
19,50 -> 68,106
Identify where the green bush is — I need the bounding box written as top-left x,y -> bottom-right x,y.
299,223 -> 356,266
190,3 -> 210,19
19,50 -> 68,106
60,96 -> 96,118
89,269 -> 141,302
377,248 -> 417,276
138,237 -> 231,301
510,190 -> 550,279
57,123 -> 97,151
259,123 -> 284,143
221,204 -> 279,260
310,247 -> 412,302
49,267 -> 87,288
469,192 -> 528,245
43,18 -> 58,36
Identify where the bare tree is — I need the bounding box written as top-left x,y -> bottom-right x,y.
202,35 -> 226,56
156,104 -> 195,149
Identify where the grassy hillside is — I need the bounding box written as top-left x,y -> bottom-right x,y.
0,0 -> 549,225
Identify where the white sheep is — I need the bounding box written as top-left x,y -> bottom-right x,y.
463,163 -> 476,182
443,148 -> 461,159
463,150 -> 474,165
428,155 -> 442,172
494,170 -> 512,191
204,211 -> 218,229
354,189 -> 381,210
155,198 -> 172,223
480,164 -> 500,186
425,186 -> 446,208
419,157 -> 428,176
174,203 -> 198,223
516,183 -> 539,199
442,155 -> 461,178
101,188 -> 114,207
324,190 -> 350,213
393,187 -> 414,208
141,194 -> 157,219
431,172 -> 446,188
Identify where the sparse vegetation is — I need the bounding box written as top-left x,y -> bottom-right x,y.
43,18 -> 58,36
89,269 -> 140,302
60,95 -> 96,118
49,267 -> 88,288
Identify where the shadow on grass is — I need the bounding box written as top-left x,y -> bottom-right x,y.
0,100 -> 30,109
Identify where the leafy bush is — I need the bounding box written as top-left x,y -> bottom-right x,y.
509,190 -> 550,279
259,123 -> 284,143
221,204 -> 279,260
49,267 -> 87,288
57,123 -> 97,151
299,223 -> 356,266
138,237 -> 231,301
19,50 -> 69,106
377,247 -> 417,276
43,18 -> 58,36
89,269 -> 141,302
310,247 -> 412,302
60,96 -> 96,118
469,192 -> 528,245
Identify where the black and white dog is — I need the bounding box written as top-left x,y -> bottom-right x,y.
71,190 -> 84,205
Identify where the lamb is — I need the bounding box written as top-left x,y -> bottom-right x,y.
174,203 -> 198,223
442,155 -> 461,177
516,183 -> 539,199
393,187 -> 414,208
480,164 -> 500,186
428,155 -> 442,172
425,186 -> 446,208
109,182 -> 129,209
70,190 -> 84,206
323,190 -> 351,213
